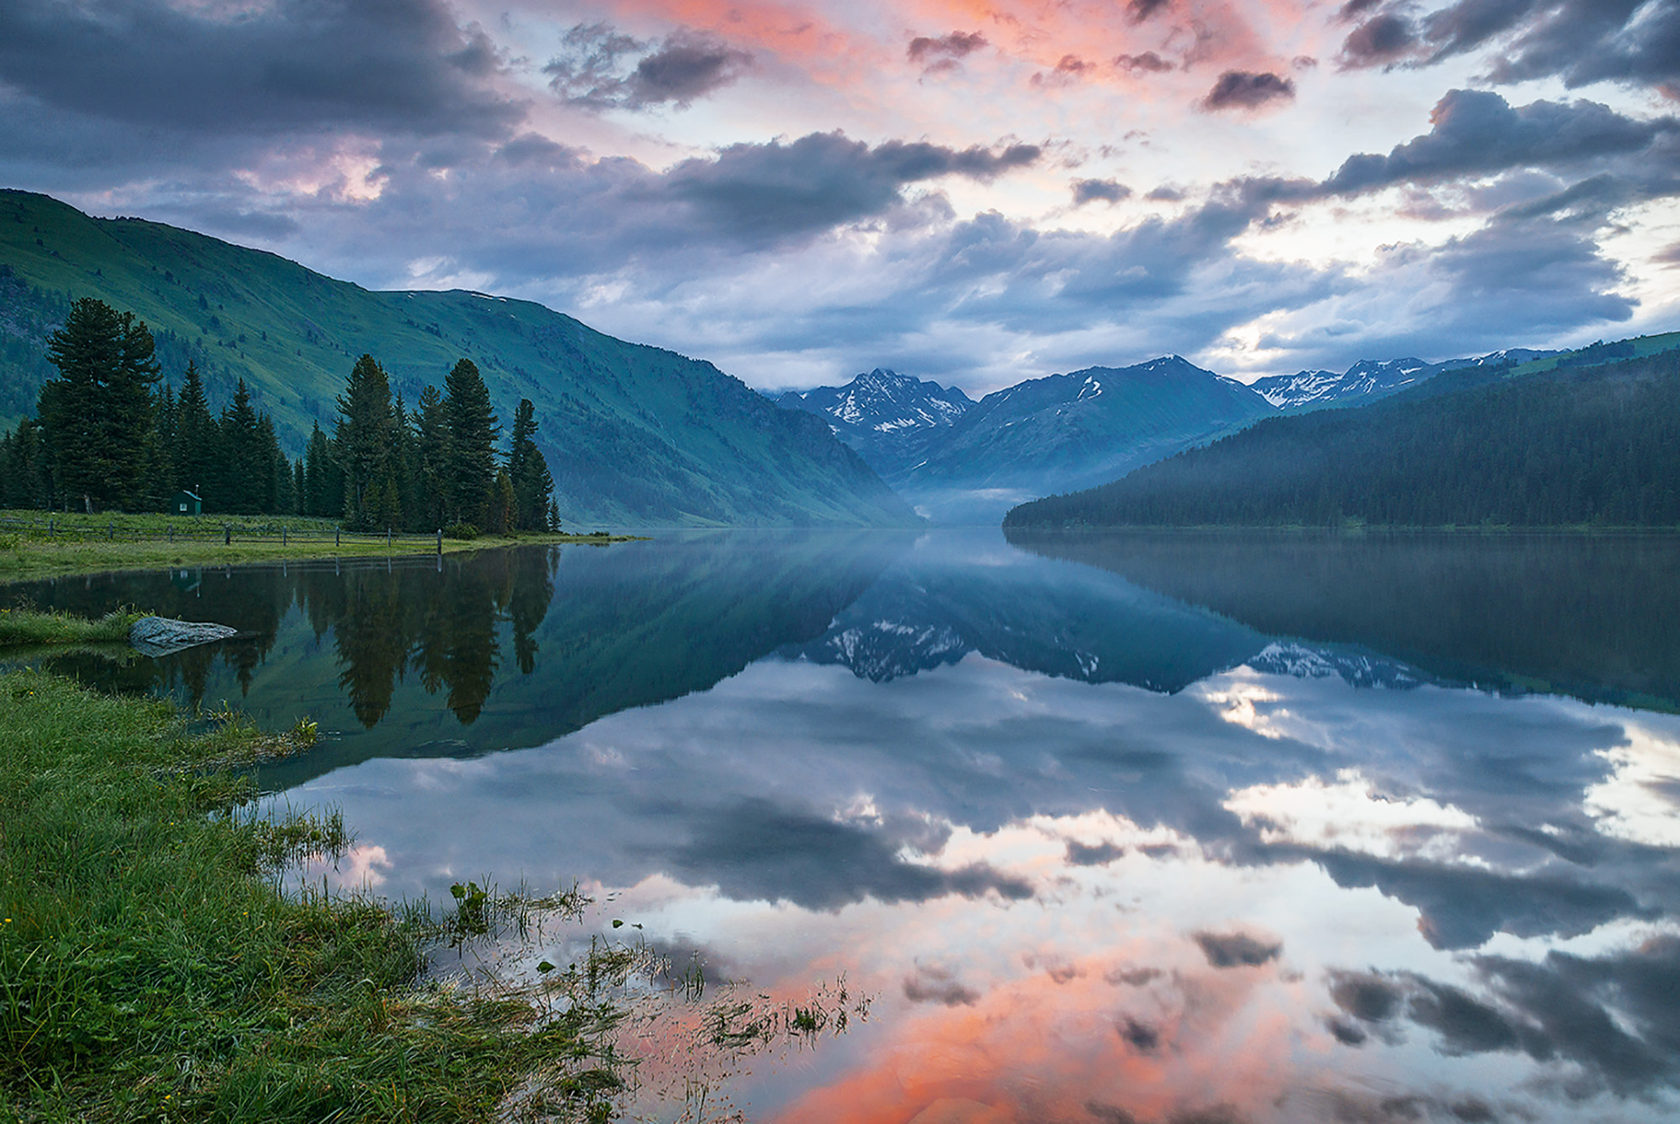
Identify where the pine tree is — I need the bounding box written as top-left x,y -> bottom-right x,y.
413,385 -> 449,531
0,419 -> 51,509
38,297 -> 160,511
442,358 -> 498,527
302,421 -> 338,518
390,392 -> 421,531
256,414 -> 284,514
154,382 -> 179,494
173,361 -> 219,505
506,398 -> 555,531
219,379 -> 265,514
486,467 -> 516,534
334,354 -> 397,530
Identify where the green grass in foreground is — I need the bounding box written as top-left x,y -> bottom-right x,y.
0,669 -> 628,1122
0,510 -> 639,579
0,607 -> 142,646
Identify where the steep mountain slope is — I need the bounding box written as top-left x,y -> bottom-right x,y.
1250,350 -> 1561,411
897,355 -> 1275,523
777,367 -> 972,477
1004,335 -> 1680,529
0,189 -> 918,527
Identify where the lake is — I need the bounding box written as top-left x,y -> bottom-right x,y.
9,529 -> 1680,1123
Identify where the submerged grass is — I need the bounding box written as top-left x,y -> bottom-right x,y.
0,669 -> 629,1122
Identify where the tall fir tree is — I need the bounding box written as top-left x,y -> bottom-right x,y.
413,385 -> 449,531
442,358 -> 498,527
0,419 -> 51,509
302,421 -> 339,518
390,391 -> 422,532
38,297 -> 160,511
219,379 -> 265,514
173,361 -> 219,504
257,413 -> 285,515
334,354 -> 398,530
506,398 -> 556,531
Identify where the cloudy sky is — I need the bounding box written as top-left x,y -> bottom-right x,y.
2,0 -> 1677,393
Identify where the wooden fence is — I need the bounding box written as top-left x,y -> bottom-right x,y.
0,516 -> 446,552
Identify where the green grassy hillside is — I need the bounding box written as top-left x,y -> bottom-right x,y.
0,190 -> 917,527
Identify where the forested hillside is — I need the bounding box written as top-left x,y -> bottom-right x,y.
1004,340 -> 1680,529
0,190 -> 916,526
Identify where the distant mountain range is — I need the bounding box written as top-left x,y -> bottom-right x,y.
0,190 -> 917,527
778,341 -> 1617,523
780,357 -> 1275,523
1004,336 -> 1680,530
777,368 -> 972,478
1251,350 -> 1560,411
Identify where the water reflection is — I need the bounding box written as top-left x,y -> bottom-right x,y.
5,529 -> 1679,1122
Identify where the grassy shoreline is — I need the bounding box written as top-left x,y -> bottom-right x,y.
0,667 -> 630,1122
0,510 -> 641,580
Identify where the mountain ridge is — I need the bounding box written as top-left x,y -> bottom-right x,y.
781,355 -> 1277,524
1003,335 -> 1680,530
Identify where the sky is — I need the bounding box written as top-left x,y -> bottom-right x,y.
1,0 -> 1677,395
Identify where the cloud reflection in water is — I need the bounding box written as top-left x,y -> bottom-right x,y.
280,643 -> 1680,1123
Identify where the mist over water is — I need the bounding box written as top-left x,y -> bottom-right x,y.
8,530 -> 1680,1123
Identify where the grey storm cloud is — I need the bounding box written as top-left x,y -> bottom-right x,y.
0,0 -> 521,138
1338,0 -> 1677,92
1065,839 -> 1127,864
1336,13 -> 1419,68
902,963 -> 982,1006
1116,1016 -> 1162,1052
666,797 -> 1033,911
1115,51 -> 1175,73
1128,0 -> 1174,23
662,132 -> 1041,244
1311,849 -> 1645,950
908,30 -> 987,63
1192,930 -> 1283,968
1073,178 -> 1131,205
1323,940 -> 1680,1100
1200,71 -> 1296,111
1323,90 -> 1676,195
545,23 -> 752,111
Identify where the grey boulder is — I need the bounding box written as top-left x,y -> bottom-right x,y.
130,615 -> 240,657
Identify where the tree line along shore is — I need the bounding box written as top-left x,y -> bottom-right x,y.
1,297 -> 562,537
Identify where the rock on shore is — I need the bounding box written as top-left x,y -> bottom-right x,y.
130,616 -> 239,657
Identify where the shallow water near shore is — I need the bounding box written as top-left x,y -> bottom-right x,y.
7,529 -> 1680,1123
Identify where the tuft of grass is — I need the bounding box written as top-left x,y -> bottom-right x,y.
0,606 -> 144,647
0,669 -> 629,1122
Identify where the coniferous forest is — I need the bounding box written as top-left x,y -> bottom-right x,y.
0,297 -> 557,532
1005,348 -> 1680,530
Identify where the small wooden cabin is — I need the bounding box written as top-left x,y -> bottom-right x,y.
170,490 -> 203,516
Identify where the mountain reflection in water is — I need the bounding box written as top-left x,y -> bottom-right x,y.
5,529 -> 1679,1123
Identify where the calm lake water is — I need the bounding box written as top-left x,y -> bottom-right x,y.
9,530 -> 1680,1123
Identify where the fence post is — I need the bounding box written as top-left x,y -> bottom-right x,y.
386,526 -> 392,548
224,525 -> 231,546
282,526 -> 288,546
107,519 -> 115,540
48,520 -> 54,539
436,528 -> 442,555
168,526 -> 174,544
335,527 -> 340,548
